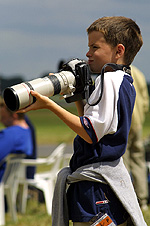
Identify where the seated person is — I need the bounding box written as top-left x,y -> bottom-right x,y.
0,101 -> 33,181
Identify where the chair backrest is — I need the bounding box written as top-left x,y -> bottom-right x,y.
46,143 -> 66,179
2,154 -> 26,188
62,153 -> 72,167
46,143 -> 66,166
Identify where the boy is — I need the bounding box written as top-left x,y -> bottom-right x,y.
18,16 -> 147,225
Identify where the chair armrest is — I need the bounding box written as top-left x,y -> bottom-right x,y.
20,158 -> 54,166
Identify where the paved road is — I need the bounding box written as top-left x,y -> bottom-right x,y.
37,143 -> 73,157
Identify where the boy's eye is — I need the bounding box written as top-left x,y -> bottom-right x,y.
93,46 -> 98,49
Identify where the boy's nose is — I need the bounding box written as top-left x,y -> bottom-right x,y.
86,50 -> 91,57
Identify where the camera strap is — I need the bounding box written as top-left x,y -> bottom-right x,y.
87,63 -> 131,106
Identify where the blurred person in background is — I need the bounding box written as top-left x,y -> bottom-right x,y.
123,65 -> 149,210
0,101 -> 34,181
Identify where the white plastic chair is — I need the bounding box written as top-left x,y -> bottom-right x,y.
18,143 -> 66,215
62,153 -> 72,167
0,154 -> 25,226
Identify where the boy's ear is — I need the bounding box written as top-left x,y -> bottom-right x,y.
116,44 -> 125,59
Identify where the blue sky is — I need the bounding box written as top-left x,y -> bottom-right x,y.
0,0 -> 149,82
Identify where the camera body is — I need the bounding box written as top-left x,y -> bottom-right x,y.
3,59 -> 92,111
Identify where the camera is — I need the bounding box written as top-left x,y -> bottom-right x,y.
3,59 -> 92,111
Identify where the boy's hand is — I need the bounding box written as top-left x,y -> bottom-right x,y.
17,90 -> 52,113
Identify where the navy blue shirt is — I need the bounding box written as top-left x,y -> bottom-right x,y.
70,73 -> 135,172
0,126 -> 33,181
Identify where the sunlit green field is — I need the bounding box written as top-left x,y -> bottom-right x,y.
22,97 -> 79,145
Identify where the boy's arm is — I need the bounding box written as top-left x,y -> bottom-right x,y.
48,100 -> 92,143
18,91 -> 92,144
75,100 -> 85,116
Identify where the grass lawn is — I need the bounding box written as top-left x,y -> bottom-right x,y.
24,98 -> 78,145
5,198 -> 150,226
5,198 -> 74,226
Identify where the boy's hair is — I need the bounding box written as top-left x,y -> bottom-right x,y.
0,102 -> 24,119
87,16 -> 143,65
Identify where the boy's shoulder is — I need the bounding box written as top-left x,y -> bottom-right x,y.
103,70 -> 125,84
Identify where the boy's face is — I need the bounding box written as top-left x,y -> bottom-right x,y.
86,31 -> 117,73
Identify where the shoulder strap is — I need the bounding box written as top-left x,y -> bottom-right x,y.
87,63 -> 131,106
